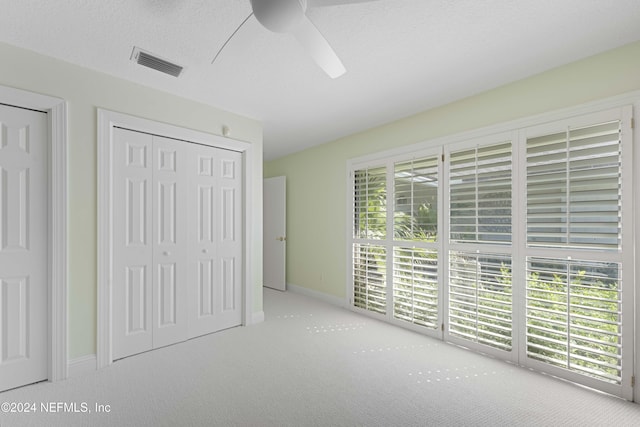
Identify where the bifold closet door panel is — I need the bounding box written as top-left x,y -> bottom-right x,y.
113,128 -> 153,359
187,144 -> 218,338
188,146 -> 243,338
152,136 -> 188,348
215,149 -> 243,331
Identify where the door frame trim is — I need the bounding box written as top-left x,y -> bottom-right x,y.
0,85 -> 68,382
96,109 -> 254,368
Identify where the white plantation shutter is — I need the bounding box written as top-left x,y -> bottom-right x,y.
392,156 -> 440,328
353,244 -> 387,314
449,252 -> 512,350
354,167 -> 387,240
394,157 -> 438,240
450,142 -> 512,244
524,115 -> 628,390
526,258 -> 622,384
353,165 -> 388,314
526,121 -> 621,250
352,154 -> 441,326
393,247 -> 438,328
447,140 -> 513,352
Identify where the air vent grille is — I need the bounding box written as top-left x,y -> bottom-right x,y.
131,47 -> 183,77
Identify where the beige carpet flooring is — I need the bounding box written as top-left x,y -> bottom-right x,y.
2,288 -> 640,426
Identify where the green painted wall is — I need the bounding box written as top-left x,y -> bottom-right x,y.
264,40 -> 640,299
0,41 -> 264,359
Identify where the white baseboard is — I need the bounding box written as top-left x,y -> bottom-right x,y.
287,283 -> 347,308
251,311 -> 265,324
67,354 -> 97,379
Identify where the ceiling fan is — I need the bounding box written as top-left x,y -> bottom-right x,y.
212,0 -> 378,78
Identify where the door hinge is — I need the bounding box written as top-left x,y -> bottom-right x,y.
441,153 -> 445,162
631,117 -> 635,129
632,375 -> 636,387
441,323 -> 445,332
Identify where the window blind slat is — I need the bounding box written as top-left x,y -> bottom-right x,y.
353,243 -> 387,314
449,251 -> 513,351
526,120 -> 621,250
354,167 -> 386,240
393,247 -> 438,329
450,142 -> 512,244
393,157 -> 438,241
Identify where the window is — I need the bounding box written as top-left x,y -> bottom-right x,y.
354,167 -> 386,240
393,247 -> 438,328
394,157 -> 438,241
524,117 -> 627,386
353,244 -> 386,314
449,142 -> 512,244
348,105 -> 633,398
526,258 -> 622,383
448,141 -> 513,351
526,121 -> 621,250
449,251 -> 512,350
393,157 -> 440,328
352,153 -> 442,331
353,167 -> 387,314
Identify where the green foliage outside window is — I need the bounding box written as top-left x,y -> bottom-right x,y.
526,262 -> 621,383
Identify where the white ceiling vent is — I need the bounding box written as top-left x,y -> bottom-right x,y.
131,47 -> 183,77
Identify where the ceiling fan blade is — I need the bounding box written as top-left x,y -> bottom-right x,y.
212,12 -> 254,64
291,15 -> 346,78
309,0 -> 379,7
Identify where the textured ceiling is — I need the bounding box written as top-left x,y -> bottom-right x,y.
1,0 -> 640,160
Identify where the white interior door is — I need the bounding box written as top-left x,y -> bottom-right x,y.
263,176 -> 286,291
0,104 -> 48,391
113,128 -> 153,359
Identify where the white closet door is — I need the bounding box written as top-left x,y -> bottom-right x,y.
114,128 -> 243,357
188,146 -> 242,337
152,136 -> 188,348
214,149 -> 243,330
0,105 -> 48,392
187,144 -> 218,338
113,128 -> 153,359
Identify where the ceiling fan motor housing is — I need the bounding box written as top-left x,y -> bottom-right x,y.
250,0 -> 308,33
